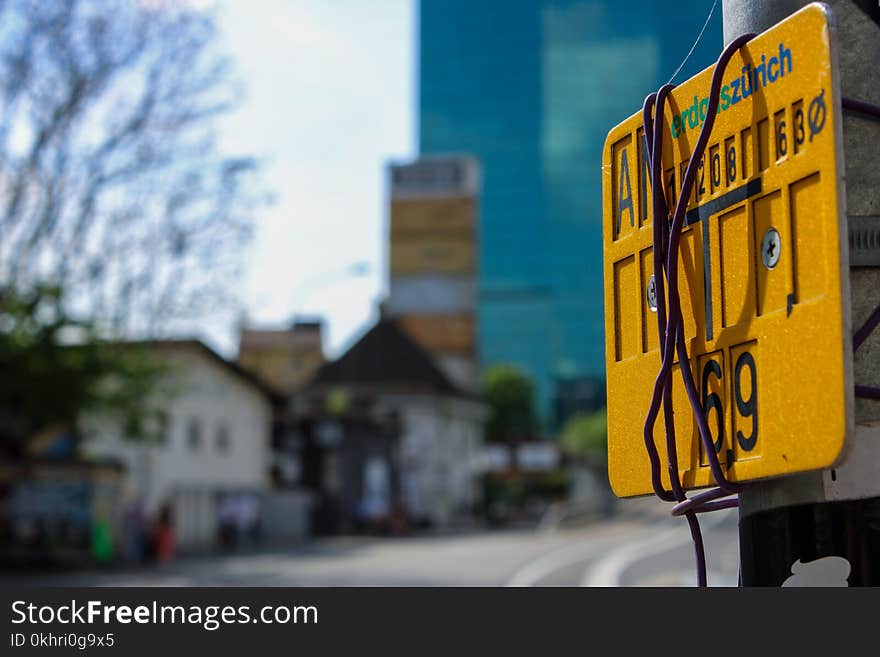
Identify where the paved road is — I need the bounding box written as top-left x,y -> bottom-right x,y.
583,507 -> 740,587
3,501 -> 741,587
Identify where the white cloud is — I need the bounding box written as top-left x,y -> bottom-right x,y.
211,0 -> 415,357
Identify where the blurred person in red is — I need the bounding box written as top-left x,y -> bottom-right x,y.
151,503 -> 175,564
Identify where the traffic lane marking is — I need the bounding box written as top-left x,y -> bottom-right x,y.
505,518 -> 673,587
620,515 -> 740,586
580,508 -> 736,587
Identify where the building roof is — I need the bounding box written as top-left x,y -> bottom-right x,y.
238,320 -> 323,351
136,340 -> 282,402
309,318 -> 467,398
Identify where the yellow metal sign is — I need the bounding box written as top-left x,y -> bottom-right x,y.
601,4 -> 853,497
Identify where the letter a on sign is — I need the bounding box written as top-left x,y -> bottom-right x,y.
617,148 -> 634,234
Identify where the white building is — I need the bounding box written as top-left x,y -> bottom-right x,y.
388,394 -> 486,525
80,340 -> 276,552
307,318 -> 488,528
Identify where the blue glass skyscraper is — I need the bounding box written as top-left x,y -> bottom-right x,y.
418,0 -> 723,428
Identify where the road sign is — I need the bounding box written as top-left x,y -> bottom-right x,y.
601,3 -> 853,497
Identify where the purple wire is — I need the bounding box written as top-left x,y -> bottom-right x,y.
641,89 -> 680,504
644,86 -> 710,586
635,50 -> 880,589
651,85 -> 684,505
644,35 -> 755,504
853,304 -> 880,351
855,385 -> 880,400
844,95 -> 880,399
639,34 -> 756,587
670,487 -> 734,516
643,34 -> 755,482
684,512 -> 707,586
661,34 -> 752,496
842,96 -> 880,120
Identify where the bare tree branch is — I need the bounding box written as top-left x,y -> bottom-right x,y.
0,0 -> 264,337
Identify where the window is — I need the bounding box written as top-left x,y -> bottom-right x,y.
216,424 -> 231,453
132,409 -> 169,444
187,418 -> 202,450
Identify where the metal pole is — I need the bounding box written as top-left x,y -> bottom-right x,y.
723,0 -> 880,586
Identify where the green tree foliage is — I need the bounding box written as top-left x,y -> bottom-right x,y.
0,1 -> 264,451
559,409 -> 607,464
0,285 -> 168,454
481,364 -> 538,443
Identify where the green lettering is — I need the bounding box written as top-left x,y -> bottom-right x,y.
688,95 -> 700,128
720,85 -> 731,111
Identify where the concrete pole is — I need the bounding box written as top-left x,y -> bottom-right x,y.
723,0 -> 880,585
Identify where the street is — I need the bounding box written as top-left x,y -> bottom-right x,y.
2,501 -> 740,587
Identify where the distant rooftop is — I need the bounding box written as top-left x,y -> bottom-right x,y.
126,339 -> 282,400
239,319 -> 324,350
309,318 -> 466,398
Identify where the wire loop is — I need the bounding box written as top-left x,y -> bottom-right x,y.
641,34 -> 755,587
637,31 -> 880,588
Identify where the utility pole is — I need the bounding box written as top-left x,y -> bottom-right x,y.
723,0 -> 880,585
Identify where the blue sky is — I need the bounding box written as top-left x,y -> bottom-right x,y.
214,0 -> 415,357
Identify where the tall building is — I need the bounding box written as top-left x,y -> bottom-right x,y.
418,0 -> 723,428
386,156 -> 480,391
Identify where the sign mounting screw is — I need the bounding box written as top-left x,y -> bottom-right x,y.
762,228 -> 781,270
647,274 -> 658,312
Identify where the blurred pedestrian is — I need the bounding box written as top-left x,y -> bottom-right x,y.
90,513 -> 113,564
390,503 -> 409,536
234,493 -> 260,547
122,495 -> 147,562
217,494 -> 237,550
151,503 -> 175,564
